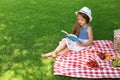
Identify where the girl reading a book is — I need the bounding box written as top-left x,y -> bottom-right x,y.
41,7 -> 93,58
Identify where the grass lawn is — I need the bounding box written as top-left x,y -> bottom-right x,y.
0,0 -> 120,80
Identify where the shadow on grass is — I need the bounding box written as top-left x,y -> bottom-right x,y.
0,40 -> 57,80
0,23 -> 57,80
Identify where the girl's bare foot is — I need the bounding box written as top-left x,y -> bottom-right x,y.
41,53 -> 52,58
41,51 -> 57,58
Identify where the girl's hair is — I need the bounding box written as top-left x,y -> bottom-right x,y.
72,12 -> 90,36
72,21 -> 80,36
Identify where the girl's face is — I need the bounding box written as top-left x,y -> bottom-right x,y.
77,14 -> 87,26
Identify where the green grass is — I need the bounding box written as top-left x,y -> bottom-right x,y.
0,0 -> 120,80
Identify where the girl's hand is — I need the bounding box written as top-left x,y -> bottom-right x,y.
77,42 -> 83,46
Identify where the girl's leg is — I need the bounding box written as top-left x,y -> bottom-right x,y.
57,47 -> 69,56
41,38 -> 67,58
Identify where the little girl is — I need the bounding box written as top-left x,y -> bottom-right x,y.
41,7 -> 93,58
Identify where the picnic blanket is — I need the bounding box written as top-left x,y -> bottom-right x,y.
54,40 -> 120,78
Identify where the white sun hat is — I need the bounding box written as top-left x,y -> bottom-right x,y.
75,7 -> 92,22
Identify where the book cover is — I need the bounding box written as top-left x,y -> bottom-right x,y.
61,30 -> 82,43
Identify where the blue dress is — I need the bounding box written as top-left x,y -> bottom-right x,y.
78,25 -> 90,40
64,25 -> 91,52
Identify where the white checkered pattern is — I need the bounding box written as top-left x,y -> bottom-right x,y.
54,40 -> 120,78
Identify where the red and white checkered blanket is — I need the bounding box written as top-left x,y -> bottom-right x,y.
54,40 -> 120,78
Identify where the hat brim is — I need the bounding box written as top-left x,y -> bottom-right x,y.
75,11 -> 92,22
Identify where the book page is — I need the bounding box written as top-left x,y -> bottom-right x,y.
61,30 -> 69,36
68,34 -> 77,38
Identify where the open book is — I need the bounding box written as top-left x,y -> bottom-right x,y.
61,30 -> 82,43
